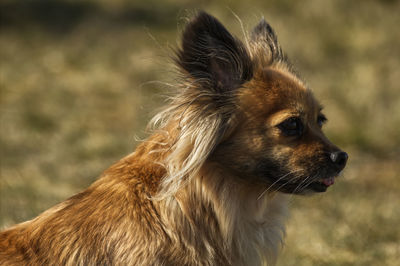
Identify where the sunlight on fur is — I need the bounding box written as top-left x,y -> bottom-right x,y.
0,11 -> 347,265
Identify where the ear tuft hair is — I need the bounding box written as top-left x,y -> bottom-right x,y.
176,11 -> 253,93
251,18 -> 284,64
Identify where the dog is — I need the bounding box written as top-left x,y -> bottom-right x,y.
0,11 -> 348,265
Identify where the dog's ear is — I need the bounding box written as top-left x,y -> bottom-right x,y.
251,18 -> 283,63
176,11 -> 253,93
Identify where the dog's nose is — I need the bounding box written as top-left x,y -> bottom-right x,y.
330,151 -> 348,169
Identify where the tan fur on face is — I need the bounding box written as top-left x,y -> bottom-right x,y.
0,12 -> 345,266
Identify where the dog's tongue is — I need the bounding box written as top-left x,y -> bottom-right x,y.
322,177 -> 335,186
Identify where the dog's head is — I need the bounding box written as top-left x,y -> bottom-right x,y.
159,11 -> 347,196
218,68 -> 348,194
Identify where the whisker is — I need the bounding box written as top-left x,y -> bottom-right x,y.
257,169 -> 302,200
291,176 -> 310,194
293,173 -> 316,194
287,173 -> 316,203
266,170 -> 304,195
289,172 -> 320,203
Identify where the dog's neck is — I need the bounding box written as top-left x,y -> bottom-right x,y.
159,163 -> 289,265
124,135 -> 289,265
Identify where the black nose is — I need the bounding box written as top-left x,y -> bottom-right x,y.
330,151 -> 348,170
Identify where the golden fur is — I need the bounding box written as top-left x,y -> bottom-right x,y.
0,11 -> 347,265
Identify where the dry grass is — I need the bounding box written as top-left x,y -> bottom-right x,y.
1,0 -> 399,264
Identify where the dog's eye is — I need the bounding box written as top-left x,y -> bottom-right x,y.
278,117 -> 303,136
317,115 -> 327,127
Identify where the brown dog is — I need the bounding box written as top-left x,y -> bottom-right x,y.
0,11 -> 347,265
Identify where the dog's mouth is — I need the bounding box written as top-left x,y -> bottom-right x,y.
267,174 -> 339,194
307,177 -> 335,192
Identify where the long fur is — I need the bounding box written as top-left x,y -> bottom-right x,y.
0,11 -> 346,266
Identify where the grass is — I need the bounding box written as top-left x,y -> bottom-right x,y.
1,0 -> 399,264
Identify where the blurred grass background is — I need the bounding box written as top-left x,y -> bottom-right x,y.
0,0 -> 399,265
